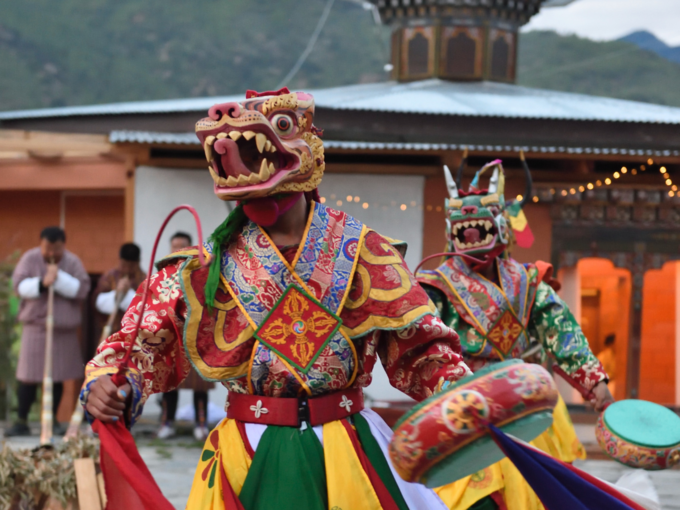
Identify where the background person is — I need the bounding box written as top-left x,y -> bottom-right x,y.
94,242 -> 146,335
5,226 -> 90,437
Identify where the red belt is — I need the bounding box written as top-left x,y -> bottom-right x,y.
226,389 -> 364,427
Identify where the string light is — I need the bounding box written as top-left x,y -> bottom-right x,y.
621,166 -> 628,174
596,180 -> 603,186
666,179 -> 672,186
362,202 -> 369,209
336,200 -> 343,206
320,197 -> 326,204
532,196 -> 539,203
346,195 -> 353,202
410,200 -> 417,207
641,165 -> 646,171
400,204 -> 407,211
661,166 -> 668,173
579,185 -> 585,192
605,178 -> 612,185
587,183 -> 594,190
673,185 -> 678,191
435,206 -> 442,212
669,191 -> 675,197
631,169 -> 638,175
648,158 -> 654,165
426,205 -> 433,211
561,190 -> 568,196
516,194 -> 523,201
613,172 -> 620,179
354,196 -> 361,203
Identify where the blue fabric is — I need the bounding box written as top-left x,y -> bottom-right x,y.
488,425 -> 635,510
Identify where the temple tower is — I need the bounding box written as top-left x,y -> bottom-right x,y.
369,0 -> 570,83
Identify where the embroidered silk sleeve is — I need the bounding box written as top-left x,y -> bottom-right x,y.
381,314 -> 472,401
528,281 -> 608,392
342,232 -> 471,401
80,260 -> 191,425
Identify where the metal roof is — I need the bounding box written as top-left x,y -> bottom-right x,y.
4,80 -> 680,124
110,130 -> 680,157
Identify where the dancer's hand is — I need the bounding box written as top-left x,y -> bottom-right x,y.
590,381 -> 614,412
85,374 -> 132,423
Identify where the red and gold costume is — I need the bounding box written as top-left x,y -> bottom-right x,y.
417,161 -> 608,510
81,89 -> 470,510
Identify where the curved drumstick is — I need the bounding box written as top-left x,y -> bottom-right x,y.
110,205 -> 207,386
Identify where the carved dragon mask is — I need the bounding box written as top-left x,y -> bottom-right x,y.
444,154 -> 533,258
195,88 -> 325,201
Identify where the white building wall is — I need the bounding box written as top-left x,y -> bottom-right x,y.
134,167 -> 423,419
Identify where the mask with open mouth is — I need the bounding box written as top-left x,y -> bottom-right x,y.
195,88 -> 325,201
443,156 -> 532,259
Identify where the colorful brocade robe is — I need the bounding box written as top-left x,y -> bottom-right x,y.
82,202 -> 471,424
418,256 -> 607,393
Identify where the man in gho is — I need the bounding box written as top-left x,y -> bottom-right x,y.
417,160 -> 613,510
81,88 -> 472,509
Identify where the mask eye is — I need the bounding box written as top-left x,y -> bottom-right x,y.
270,113 -> 295,137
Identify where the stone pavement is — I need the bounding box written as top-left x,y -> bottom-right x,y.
2,421 -> 680,509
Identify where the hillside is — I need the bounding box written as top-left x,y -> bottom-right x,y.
619,30 -> 680,65
517,31 -> 680,107
1,2 -> 680,112
0,0 -> 389,111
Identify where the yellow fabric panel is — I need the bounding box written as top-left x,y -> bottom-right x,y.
498,457 -> 544,510
323,420 -> 384,510
186,422 -> 228,510
436,395 -> 585,510
186,419 -> 252,510
509,209 -> 528,232
220,419 -> 253,496
434,465 -> 503,510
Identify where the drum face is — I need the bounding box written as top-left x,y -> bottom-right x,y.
596,400 -> 680,470
389,361 -> 558,486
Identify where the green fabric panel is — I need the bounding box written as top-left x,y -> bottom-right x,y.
469,495 -> 499,510
353,414 -> 410,510
239,425 -> 327,510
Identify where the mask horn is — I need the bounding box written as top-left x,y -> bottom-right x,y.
488,166 -> 500,194
443,165 -> 459,198
519,150 -> 533,207
455,147 -> 468,188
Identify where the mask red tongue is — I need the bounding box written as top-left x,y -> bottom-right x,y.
463,228 -> 480,243
241,192 -> 303,227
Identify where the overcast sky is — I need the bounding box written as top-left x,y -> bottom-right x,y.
523,0 -> 680,46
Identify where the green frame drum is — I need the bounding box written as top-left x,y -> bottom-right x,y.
596,400 -> 680,470
388,359 -> 559,488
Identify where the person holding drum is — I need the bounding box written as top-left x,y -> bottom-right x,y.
417,158 -> 614,510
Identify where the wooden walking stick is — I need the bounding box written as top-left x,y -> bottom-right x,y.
40,264 -> 55,445
65,289 -> 125,439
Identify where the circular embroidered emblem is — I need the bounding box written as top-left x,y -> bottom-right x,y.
441,389 -> 489,434
469,468 -> 493,490
292,320 -> 307,335
343,239 -> 358,259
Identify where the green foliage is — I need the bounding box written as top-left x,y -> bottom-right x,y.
0,0 -> 390,110
0,252 -> 20,422
1,3 -> 679,111
518,31 -> 680,107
